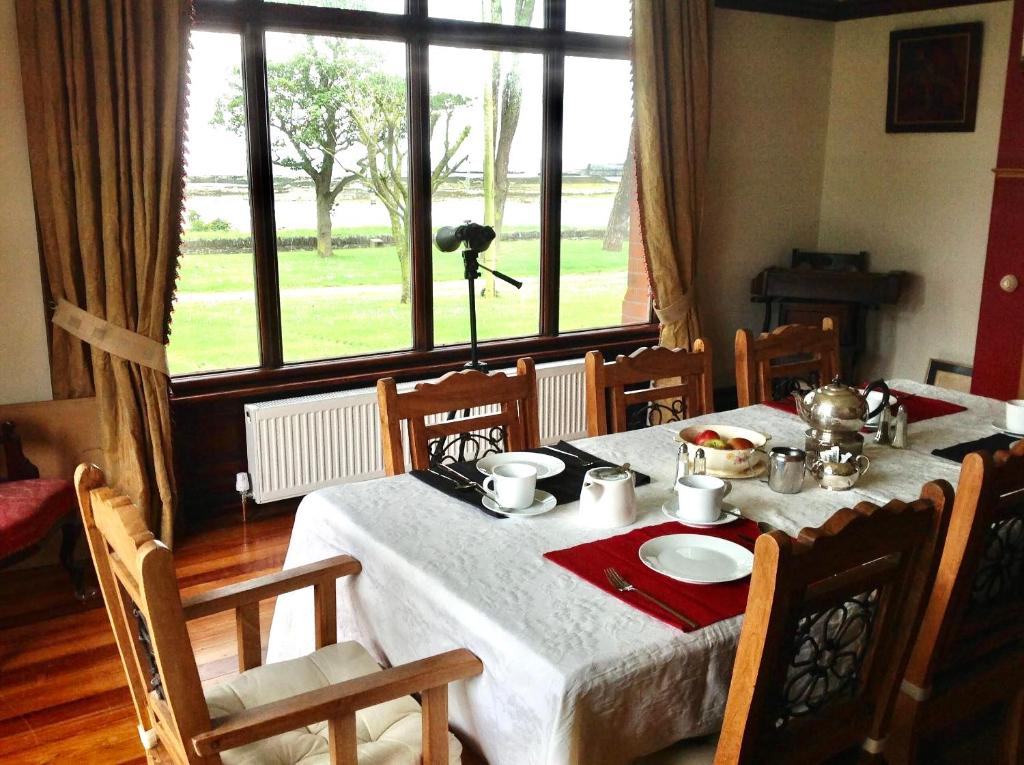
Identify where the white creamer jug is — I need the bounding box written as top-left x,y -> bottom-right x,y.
578,466 -> 636,528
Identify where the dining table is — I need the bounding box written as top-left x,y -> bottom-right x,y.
265,379 -> 1008,765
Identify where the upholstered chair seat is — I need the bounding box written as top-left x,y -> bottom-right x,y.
0,478 -> 75,558
204,641 -> 462,765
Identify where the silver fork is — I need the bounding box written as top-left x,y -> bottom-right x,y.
604,567 -> 699,629
427,467 -> 474,490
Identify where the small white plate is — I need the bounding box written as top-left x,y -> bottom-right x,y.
638,534 -> 754,585
992,420 -> 1024,438
661,497 -> 740,527
476,452 -> 565,479
482,489 -> 557,517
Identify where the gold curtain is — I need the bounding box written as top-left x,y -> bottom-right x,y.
17,0 -> 190,545
632,0 -> 713,351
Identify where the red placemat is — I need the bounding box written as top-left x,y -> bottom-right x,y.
544,520 -> 758,632
762,389 -> 966,424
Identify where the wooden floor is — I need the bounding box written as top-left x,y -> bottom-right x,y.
0,511 -> 294,765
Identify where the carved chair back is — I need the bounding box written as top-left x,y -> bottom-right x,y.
377,358 -> 540,475
734,319 -> 840,408
715,481 -> 954,765
899,441 -> 1024,720
584,343 -> 714,436
0,421 -> 40,482
74,464 -> 214,764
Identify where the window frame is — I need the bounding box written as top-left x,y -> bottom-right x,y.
174,0 -> 656,398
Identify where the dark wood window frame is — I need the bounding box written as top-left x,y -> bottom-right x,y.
175,0 -> 656,403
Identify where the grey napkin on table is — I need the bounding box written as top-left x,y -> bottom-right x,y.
931,433 -> 1019,464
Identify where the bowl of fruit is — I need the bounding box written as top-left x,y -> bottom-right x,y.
676,425 -> 769,476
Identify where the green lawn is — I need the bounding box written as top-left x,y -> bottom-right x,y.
168,237 -> 633,374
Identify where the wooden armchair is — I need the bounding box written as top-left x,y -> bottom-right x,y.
75,464 -> 483,764
0,420 -> 91,598
376,358 -> 540,475
584,343 -> 714,436
734,319 -> 840,407
891,440 -> 1024,764
639,481 -> 954,765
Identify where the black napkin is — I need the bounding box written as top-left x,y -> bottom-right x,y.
410,441 -> 651,516
932,433 -> 1020,464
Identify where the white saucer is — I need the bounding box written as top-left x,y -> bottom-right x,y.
991,420 -> 1024,438
661,497 -> 740,527
476,452 -> 565,480
639,534 -> 754,585
482,489 -> 557,517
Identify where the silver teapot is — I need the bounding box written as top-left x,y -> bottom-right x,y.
793,377 -> 890,434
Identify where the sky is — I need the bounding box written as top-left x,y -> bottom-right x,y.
185,1 -> 632,179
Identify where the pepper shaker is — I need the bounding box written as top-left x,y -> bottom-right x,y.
693,448 -> 707,476
675,442 -> 690,483
873,404 -> 891,445
891,405 -> 908,449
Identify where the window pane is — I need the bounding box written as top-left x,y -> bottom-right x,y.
265,34 -> 412,362
169,31 -> 261,375
430,0 -> 541,27
429,46 -> 543,346
268,0 -> 403,11
566,0 -> 630,35
559,56 -> 647,332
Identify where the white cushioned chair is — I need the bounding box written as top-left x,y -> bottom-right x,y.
75,464 -> 481,764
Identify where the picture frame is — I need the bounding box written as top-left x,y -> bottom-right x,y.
926,358 -> 973,393
886,22 -> 983,133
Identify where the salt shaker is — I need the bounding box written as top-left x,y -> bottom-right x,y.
891,405 -> 908,449
675,442 -> 690,483
873,404 -> 891,445
693,448 -> 707,476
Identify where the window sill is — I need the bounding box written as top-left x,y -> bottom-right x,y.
170,324 -> 660,404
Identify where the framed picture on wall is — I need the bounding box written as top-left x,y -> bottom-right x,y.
886,22 -> 983,133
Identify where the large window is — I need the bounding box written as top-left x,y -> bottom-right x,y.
170,0 -> 650,378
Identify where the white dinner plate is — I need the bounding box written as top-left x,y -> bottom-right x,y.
481,490 -> 557,517
661,497 -> 740,527
476,451 -> 565,479
638,534 -> 754,585
991,420 -> 1024,439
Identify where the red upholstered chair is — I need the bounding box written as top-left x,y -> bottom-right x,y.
0,421 -> 92,599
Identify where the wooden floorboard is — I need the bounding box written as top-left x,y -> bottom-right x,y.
0,511 -> 294,765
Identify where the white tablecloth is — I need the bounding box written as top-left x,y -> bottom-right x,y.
266,380 -> 1003,765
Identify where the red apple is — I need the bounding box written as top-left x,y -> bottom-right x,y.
693,429 -> 720,445
727,437 -> 755,450
702,438 -> 729,450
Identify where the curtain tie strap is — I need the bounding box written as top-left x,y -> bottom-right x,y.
52,299 -> 169,375
654,291 -> 697,325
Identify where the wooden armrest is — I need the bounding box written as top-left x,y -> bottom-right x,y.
182,555 -> 361,620
191,648 -> 483,756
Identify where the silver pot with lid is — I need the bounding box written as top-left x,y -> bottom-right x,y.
792,377 -> 890,434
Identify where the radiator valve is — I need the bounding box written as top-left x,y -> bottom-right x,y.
236,471 -> 252,523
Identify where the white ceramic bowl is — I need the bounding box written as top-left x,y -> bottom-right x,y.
676,424 -> 768,475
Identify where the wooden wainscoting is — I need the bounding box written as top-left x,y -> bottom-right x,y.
0,512 -> 293,764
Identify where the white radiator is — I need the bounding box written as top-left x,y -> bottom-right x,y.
243,359 -> 588,503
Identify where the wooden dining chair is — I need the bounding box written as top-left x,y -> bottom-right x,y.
734,319 -> 840,407
638,480 -> 954,765
74,463 -> 482,764
376,358 -> 540,476
584,343 -> 714,436
890,440 -> 1024,764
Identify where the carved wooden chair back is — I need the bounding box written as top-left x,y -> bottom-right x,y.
584,343 -> 714,436
715,481 -> 954,765
895,440 -> 1024,760
377,358 -> 540,475
74,463 -> 213,763
734,319 -> 840,408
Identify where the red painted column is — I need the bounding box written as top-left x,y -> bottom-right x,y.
972,0 -> 1024,398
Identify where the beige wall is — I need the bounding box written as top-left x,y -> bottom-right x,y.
0,0 -> 51,405
699,9 -> 835,382
817,2 -> 1013,381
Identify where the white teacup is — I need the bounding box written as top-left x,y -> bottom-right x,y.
1006,399 -> 1024,433
675,475 -> 732,524
482,462 -> 537,509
